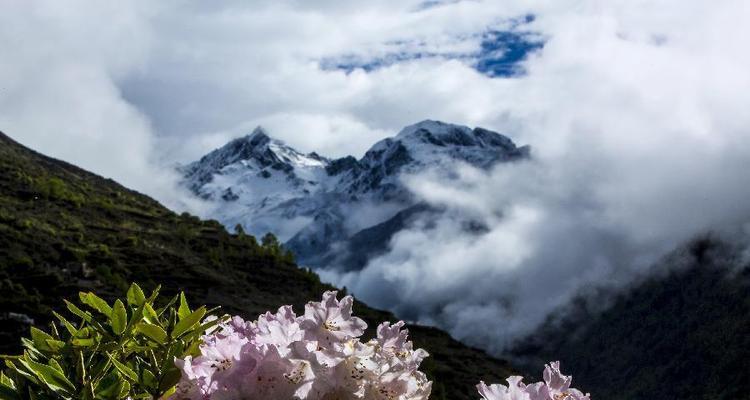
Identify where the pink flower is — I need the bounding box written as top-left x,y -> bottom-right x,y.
255,305 -> 304,355
540,362 -> 588,399
476,363 -> 590,400
375,321 -> 409,353
172,292 -> 589,400
301,291 -> 367,347
477,376 -> 530,400
239,344 -> 314,400
172,292 -> 431,400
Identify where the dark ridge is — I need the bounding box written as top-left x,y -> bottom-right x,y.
324,203 -> 437,272
512,236 -> 750,400
325,155 -> 361,176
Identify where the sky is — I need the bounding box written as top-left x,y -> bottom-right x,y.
2,0 -> 750,352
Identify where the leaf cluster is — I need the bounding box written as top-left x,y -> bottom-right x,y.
0,284 -> 220,399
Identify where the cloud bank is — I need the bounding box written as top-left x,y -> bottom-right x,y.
2,0 -> 749,353
321,0 -> 750,351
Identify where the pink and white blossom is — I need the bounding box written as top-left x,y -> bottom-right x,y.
171,291 -> 431,400
172,292 -> 588,400
477,363 -> 590,400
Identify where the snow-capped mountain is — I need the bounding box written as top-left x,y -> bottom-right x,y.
180,120 -> 529,270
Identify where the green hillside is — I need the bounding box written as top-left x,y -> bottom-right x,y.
513,237 -> 750,400
0,131 -> 515,400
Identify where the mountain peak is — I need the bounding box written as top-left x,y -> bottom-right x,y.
394,120 -> 524,153
225,126 -> 271,151
245,126 -> 270,142
396,119 -> 465,139
182,119 -> 529,203
215,134 -> 268,161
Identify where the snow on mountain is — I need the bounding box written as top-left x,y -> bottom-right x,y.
180,120 -> 530,269
179,127 -> 332,239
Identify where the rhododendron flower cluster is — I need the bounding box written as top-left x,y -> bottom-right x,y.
477,362 -> 590,400
170,290 -> 590,400
171,291 -> 432,399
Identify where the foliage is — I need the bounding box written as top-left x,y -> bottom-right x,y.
33,177 -> 85,207
0,284 -> 221,400
260,232 -> 295,263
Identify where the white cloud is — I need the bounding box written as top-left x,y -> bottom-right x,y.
2,0 -> 749,354
0,1 -> 201,209
322,0 -> 750,351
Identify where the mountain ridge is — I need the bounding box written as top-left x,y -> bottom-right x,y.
181,120 -> 530,271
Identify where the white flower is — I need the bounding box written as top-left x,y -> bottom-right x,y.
172,292 -> 431,400
477,363 -> 590,400
301,291 -> 368,347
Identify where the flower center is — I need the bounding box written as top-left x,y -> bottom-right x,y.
211,359 -> 232,371
324,320 -> 340,331
284,361 -> 309,384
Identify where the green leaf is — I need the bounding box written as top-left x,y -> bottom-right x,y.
30,327 -> 54,352
20,338 -> 42,358
0,372 -> 18,400
126,283 -> 146,308
65,300 -> 93,323
106,355 -> 138,382
79,292 -> 113,317
20,358 -> 76,395
160,386 -> 177,399
94,372 -> 125,399
4,359 -> 40,386
136,324 -> 167,345
110,300 -> 127,335
141,369 -> 156,390
142,303 -> 159,325
71,338 -> 97,347
146,285 -> 161,304
76,351 -> 86,386
171,307 -> 206,339
196,315 -> 226,333
89,358 -> 114,389
157,294 -> 180,318
74,326 -> 92,338
185,338 -> 202,357
117,380 -> 130,399
44,339 -> 65,352
48,359 -> 64,373
0,371 -> 13,387
147,350 -> 159,374
52,311 -> 78,336
178,292 -> 191,321
166,341 -> 185,361
125,303 -> 145,333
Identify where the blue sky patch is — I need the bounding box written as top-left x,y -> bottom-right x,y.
321,14 -> 544,78
320,51 -> 470,74
476,29 -> 544,77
